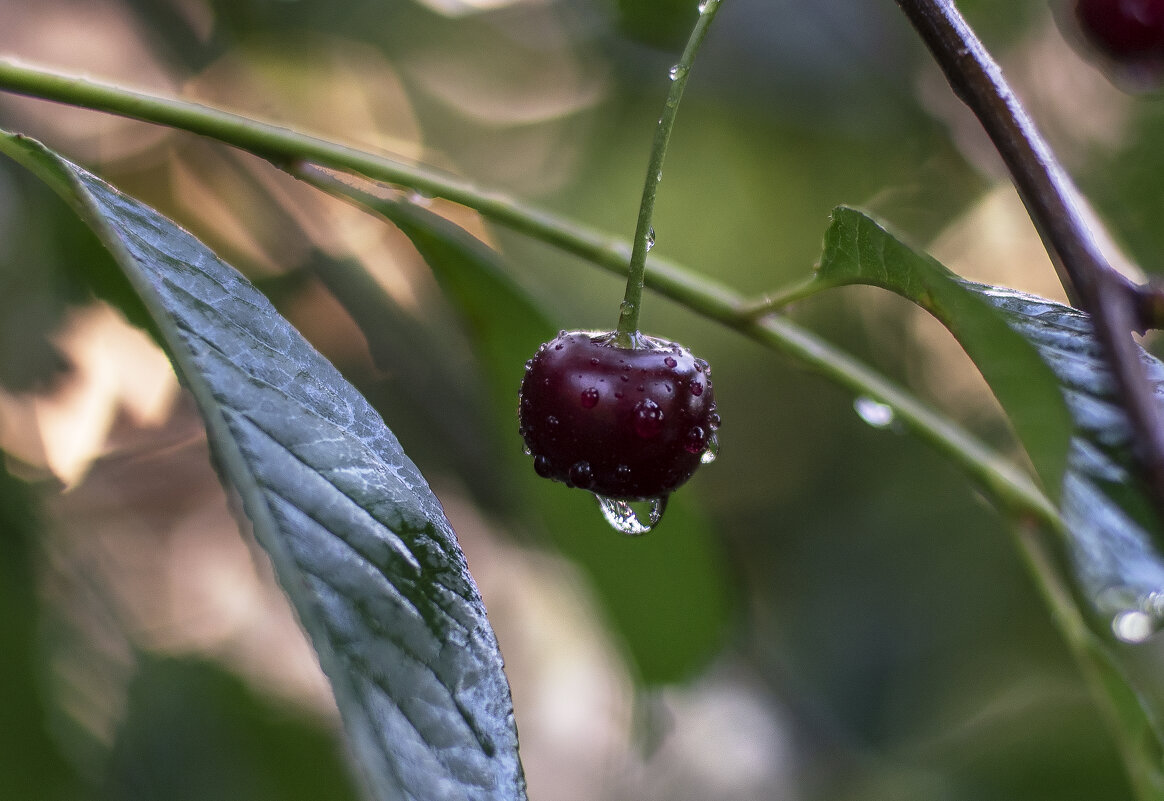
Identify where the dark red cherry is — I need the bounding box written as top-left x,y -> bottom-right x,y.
518,330 -> 718,501
1075,0 -> 1164,60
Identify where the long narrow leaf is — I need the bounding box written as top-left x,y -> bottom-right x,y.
817,207 -> 1164,636
0,131 -> 526,801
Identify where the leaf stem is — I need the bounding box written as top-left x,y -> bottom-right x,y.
893,0 -> 1164,530
5,56 -> 1147,788
0,56 -> 1056,528
615,0 -> 724,343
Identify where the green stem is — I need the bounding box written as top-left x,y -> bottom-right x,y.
0,53 -> 1156,800
0,57 -> 1053,526
615,0 -> 724,343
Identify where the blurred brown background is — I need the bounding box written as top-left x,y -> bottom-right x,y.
2,0 -> 1162,799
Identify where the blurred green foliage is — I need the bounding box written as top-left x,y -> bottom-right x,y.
0,0 -> 1156,798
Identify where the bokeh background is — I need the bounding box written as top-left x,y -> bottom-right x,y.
2,0 -> 1163,799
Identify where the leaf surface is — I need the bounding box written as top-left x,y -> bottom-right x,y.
817,206 -> 1073,500
817,207 -> 1164,632
0,131 -> 526,801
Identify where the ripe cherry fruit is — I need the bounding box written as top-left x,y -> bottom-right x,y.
518,330 -> 719,506
1075,0 -> 1164,60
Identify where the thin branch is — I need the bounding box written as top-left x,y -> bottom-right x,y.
616,0 -> 724,341
894,0 -> 1164,521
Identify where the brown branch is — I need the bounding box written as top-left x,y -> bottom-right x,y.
895,0 -> 1164,518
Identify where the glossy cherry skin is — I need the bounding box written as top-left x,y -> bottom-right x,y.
1076,0 -> 1164,59
518,330 -> 718,501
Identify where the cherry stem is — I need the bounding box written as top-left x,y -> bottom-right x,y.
614,0 -> 724,345
895,0 -> 1164,524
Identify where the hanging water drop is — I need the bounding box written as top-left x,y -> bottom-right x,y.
596,494 -> 668,535
700,431 -> 719,464
645,226 -> 656,252
1113,610 -> 1157,643
854,396 -> 896,429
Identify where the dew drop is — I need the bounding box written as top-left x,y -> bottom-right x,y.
615,464 -> 631,480
590,357 -> 601,366
596,494 -> 668,535
690,380 -> 704,396
664,356 -> 678,368
645,226 -> 656,252
634,399 -> 664,438
533,455 -> 553,478
854,396 -> 896,429
701,432 -> 719,464
521,444 -> 532,456
668,64 -> 683,81
407,189 -> 433,207
547,415 -> 559,426
524,359 -> 533,371
614,391 -> 624,399
580,387 -> 600,408
698,0 -> 712,13
569,461 -> 594,488
1113,610 -> 1156,643
707,411 -> 721,431
684,425 -> 707,454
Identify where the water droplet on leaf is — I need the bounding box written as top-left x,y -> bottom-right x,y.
854,396 -> 896,429
646,226 -> 656,252
1113,609 -> 1157,643
596,494 -> 668,535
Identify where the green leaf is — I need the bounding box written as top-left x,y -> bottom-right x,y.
0,465 -> 83,801
973,284 -> 1164,636
816,206 -> 1074,501
321,184 -> 731,684
102,655 -> 362,801
0,132 -> 527,801
816,207 -> 1164,635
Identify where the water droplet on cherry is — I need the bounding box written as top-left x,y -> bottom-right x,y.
684,425 -> 707,454
633,399 -> 664,438
596,494 -> 668,535
570,461 -> 594,488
